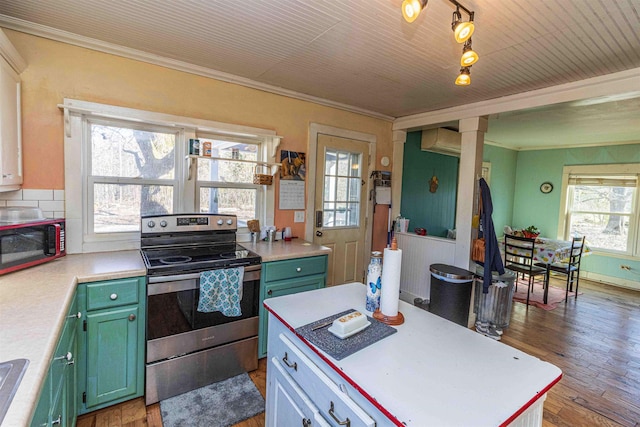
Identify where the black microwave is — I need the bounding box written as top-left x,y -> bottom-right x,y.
0,218 -> 66,275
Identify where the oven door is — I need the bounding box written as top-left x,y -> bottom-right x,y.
146,264 -> 260,363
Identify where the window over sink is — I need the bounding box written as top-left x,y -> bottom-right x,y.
62,99 -> 279,253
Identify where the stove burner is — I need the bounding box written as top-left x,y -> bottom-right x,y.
159,256 -> 193,265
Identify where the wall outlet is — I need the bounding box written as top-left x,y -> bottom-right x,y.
620,265 -> 631,271
294,211 -> 305,223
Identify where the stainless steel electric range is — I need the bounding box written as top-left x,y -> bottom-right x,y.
140,213 -> 261,404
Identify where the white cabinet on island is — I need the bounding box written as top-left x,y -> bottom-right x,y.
264,283 -> 562,427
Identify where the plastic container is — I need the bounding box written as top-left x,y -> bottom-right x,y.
429,264 -> 474,327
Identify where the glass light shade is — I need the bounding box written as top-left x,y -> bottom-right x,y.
402,0 -> 424,23
454,21 -> 475,43
455,69 -> 471,86
461,49 -> 479,66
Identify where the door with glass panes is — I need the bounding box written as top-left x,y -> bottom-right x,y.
314,134 -> 369,286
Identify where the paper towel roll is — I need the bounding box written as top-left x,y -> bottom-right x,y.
380,247 -> 402,316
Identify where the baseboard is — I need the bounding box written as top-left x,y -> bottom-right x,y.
580,271 -> 640,291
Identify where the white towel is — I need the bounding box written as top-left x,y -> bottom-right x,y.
197,267 -> 244,317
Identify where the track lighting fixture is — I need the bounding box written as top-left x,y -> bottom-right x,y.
451,7 -> 474,43
401,0 -> 428,23
401,0 -> 478,85
460,39 -> 478,66
455,67 -> 471,86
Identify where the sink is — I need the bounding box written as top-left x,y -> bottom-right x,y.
0,358 -> 29,425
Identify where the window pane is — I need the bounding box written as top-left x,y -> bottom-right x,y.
572,185 -> 633,214
337,152 -> 349,176
197,158 -> 254,183
91,124 -> 175,179
199,187 -> 256,228
570,212 -> 630,252
350,153 -> 361,177
94,183 -> 173,233
323,148 -> 362,229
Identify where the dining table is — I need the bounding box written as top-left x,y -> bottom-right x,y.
503,236 -> 591,304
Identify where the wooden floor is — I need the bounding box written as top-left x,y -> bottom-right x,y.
77,278 -> 640,427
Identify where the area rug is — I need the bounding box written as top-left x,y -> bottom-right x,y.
160,373 -> 265,427
512,279 -> 579,310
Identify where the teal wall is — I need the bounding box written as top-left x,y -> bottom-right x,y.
511,143 -> 640,283
401,131 -> 459,237
400,132 -> 640,284
482,144 -> 518,234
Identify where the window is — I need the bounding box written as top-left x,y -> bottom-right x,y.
195,137 -> 263,229
322,148 -> 362,228
560,164 -> 640,257
89,120 -> 178,234
64,99 -> 278,253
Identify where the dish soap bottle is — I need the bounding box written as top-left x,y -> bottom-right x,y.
365,251 -> 383,312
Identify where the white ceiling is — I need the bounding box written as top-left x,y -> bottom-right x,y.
1,0 -> 639,149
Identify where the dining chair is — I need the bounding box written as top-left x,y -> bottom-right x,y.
540,236 -> 586,302
504,234 -> 547,306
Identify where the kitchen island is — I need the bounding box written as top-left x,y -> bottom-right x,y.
264,283 -> 562,426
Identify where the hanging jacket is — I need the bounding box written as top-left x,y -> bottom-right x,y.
478,178 -> 505,293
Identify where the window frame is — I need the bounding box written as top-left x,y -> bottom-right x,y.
558,163 -> 640,258
63,99 -> 278,253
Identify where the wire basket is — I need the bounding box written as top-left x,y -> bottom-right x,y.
253,165 -> 273,185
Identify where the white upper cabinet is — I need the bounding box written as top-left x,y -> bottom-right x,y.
0,29 -> 25,191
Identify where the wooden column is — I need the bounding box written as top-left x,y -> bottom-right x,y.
454,117 -> 487,271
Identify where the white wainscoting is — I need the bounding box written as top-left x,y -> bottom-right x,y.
396,232 -> 456,304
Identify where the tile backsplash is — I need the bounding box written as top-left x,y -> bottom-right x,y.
0,189 -> 65,218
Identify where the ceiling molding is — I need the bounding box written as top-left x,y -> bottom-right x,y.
0,14 -> 395,122
484,138 -> 640,152
393,68 -> 640,131
0,27 -> 26,72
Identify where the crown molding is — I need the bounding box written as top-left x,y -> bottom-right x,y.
0,14 -> 394,122
484,138 -> 640,152
393,67 -> 640,131
0,27 -> 27,72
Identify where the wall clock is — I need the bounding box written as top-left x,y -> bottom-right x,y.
540,182 -> 553,194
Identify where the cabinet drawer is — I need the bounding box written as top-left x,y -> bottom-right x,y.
264,256 -> 326,282
86,278 -> 140,310
273,333 -> 376,427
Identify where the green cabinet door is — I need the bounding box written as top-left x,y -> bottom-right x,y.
258,255 -> 328,358
85,305 -> 140,408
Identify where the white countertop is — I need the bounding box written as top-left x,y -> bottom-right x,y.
245,239 -> 331,262
0,251 -> 146,427
265,283 -> 562,426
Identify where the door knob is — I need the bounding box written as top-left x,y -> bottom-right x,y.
316,230 -> 323,237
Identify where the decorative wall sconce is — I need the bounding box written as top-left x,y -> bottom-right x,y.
401,0 -> 478,86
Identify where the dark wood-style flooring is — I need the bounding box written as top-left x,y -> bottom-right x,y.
77,278 -> 640,427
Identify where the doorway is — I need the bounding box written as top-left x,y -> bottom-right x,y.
306,124 -> 376,286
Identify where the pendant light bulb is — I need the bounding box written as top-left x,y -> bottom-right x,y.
455,67 -> 471,86
460,40 -> 479,66
402,0 -> 427,23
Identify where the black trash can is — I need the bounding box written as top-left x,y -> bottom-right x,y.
429,264 -> 474,327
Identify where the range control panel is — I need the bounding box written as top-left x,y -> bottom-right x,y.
141,214 -> 237,234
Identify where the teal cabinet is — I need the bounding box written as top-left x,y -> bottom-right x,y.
30,292 -> 79,427
259,255 -> 327,358
77,277 -> 145,414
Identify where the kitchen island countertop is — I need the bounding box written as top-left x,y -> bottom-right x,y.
265,283 -> 563,426
0,250 -> 146,427
245,238 -> 331,262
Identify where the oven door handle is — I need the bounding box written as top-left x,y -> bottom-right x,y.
147,263 -> 261,284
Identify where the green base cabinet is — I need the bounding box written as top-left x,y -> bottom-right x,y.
258,255 -> 327,358
77,277 -> 146,415
30,292 -> 79,427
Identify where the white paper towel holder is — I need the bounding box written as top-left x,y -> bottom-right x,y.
373,238 -> 405,326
